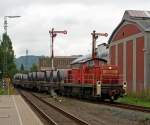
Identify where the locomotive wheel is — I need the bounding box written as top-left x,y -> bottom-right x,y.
110,95 -> 118,102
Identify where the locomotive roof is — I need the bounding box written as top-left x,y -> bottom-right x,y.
71,43 -> 108,65
108,10 -> 150,44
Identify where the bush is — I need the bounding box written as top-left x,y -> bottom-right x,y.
0,87 -> 7,95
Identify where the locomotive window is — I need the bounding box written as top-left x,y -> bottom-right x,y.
87,60 -> 94,66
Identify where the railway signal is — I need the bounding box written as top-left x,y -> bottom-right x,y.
91,30 -> 108,59
49,28 -> 67,70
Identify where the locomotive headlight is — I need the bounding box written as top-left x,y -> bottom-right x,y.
123,82 -> 127,95
108,66 -> 112,70
123,82 -> 127,89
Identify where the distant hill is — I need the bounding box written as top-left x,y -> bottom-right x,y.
15,55 -> 41,70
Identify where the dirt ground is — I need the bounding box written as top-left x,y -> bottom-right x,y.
36,93 -> 150,125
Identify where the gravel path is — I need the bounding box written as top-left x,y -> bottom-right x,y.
36,93 -> 150,125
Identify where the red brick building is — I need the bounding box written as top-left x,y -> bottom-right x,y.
108,10 -> 150,93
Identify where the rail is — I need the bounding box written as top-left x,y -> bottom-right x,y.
31,93 -> 90,125
19,90 -> 57,125
109,102 -> 150,113
19,89 -> 90,125
59,95 -> 150,113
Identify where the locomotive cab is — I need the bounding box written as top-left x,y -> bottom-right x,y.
100,65 -> 125,100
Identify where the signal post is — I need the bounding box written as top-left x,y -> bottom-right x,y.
49,28 -> 67,70
91,30 -> 108,59
91,30 -> 108,96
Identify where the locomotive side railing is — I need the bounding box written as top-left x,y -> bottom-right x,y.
65,73 -> 123,85
101,73 -> 123,84
65,73 -> 95,84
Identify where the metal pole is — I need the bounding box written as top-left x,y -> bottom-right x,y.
92,30 -> 96,59
4,16 -> 7,34
26,49 -> 28,70
5,48 -> 8,76
3,49 -> 6,77
3,16 -> 8,77
51,28 -> 54,70
49,28 -> 67,70
3,44 -> 7,77
8,78 -> 10,95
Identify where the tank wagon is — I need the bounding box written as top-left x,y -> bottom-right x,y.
14,58 -> 126,101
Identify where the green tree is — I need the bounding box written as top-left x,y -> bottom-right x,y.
0,33 -> 17,78
0,41 -> 3,79
20,64 -> 24,72
30,63 -> 38,72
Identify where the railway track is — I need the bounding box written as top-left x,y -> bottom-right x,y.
81,98 -> 150,113
71,97 -> 150,113
19,90 -> 90,125
105,102 -> 150,113
34,93 -> 150,114
79,98 -> 150,113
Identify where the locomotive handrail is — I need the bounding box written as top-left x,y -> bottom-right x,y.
65,73 -> 123,84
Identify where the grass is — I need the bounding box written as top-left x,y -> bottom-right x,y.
0,80 -> 14,95
0,80 -> 7,95
116,96 -> 150,108
116,88 -> 150,108
0,87 -> 7,95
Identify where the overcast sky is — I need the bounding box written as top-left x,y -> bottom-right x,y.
0,0 -> 150,57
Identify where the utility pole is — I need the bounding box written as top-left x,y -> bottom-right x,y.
49,28 -> 67,70
91,30 -> 108,59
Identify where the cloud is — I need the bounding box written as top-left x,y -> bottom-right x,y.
0,0 -> 150,57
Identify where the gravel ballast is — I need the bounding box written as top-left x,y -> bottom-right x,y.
36,93 -> 150,125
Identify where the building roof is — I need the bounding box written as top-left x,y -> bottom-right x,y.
71,55 -> 107,65
71,55 -> 91,64
40,55 -> 79,59
39,56 -> 79,70
125,10 -> 150,18
108,10 -> 150,44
